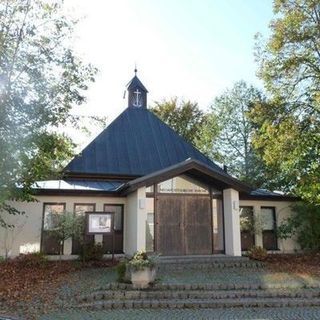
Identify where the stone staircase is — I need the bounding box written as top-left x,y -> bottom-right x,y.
71,257 -> 320,311
156,255 -> 264,271
75,282 -> 320,310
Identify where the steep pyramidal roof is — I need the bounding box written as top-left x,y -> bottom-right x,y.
126,75 -> 148,93
64,107 -> 226,177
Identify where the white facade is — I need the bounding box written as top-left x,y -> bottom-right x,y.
0,186 -> 298,259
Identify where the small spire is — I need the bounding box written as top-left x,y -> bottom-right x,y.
134,64 -> 137,76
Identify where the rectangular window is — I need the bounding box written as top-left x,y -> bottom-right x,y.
240,206 -> 255,251
75,204 -> 95,216
146,185 -> 154,193
239,206 -> 254,232
72,204 -> 95,255
146,197 -> 154,252
158,175 -> 209,194
261,207 -> 276,230
103,204 -> 124,254
104,204 -> 123,231
43,203 -> 65,230
212,199 -> 224,252
41,203 -> 65,255
261,207 -> 278,250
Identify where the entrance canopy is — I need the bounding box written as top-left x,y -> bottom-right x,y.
120,158 -> 252,195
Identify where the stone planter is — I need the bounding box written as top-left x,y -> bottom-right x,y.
130,267 -> 156,289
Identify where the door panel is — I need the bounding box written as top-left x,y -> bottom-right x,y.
184,197 -> 212,255
156,197 -> 184,255
156,196 -> 212,255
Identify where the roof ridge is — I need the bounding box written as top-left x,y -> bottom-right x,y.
144,108 -> 225,173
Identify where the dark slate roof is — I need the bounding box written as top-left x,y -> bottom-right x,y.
64,107 -> 228,177
33,180 -> 124,191
126,75 -> 148,92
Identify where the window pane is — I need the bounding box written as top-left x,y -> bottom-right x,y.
240,206 -> 254,231
212,199 -> 224,251
158,175 -> 208,194
104,205 -> 123,231
75,204 -> 95,215
146,198 -> 154,252
43,204 -> 64,230
261,208 -> 275,230
146,185 -> 154,193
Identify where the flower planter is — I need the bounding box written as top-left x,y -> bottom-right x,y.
130,267 -> 156,289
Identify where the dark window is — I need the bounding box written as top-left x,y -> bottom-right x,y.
41,203 -> 65,255
102,204 -> 124,254
261,207 -> 278,250
72,203 -> 95,255
240,206 -> 255,251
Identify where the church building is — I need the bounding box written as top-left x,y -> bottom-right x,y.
0,73 -> 298,258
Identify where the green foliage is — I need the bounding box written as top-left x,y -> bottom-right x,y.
78,243 -> 104,262
127,251 -> 158,271
116,260 -> 127,282
211,81 -> 267,187
247,246 -> 268,261
239,208 -> 263,236
277,202 -> 320,251
49,211 -> 83,258
50,212 -> 79,242
151,98 -> 220,157
0,0 -> 97,227
253,0 -> 320,202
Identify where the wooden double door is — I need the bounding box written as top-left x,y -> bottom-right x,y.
156,195 -> 212,255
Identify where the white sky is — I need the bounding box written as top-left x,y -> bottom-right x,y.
64,0 -> 273,148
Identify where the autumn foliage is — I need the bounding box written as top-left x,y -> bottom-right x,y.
0,253 -> 78,308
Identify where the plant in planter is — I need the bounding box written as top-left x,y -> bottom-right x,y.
127,251 -> 158,289
247,246 -> 268,261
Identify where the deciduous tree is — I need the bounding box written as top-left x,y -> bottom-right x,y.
252,0 -> 320,202
211,81 -> 267,187
0,0 -> 97,227
151,98 -> 219,158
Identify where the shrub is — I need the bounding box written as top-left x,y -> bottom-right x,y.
247,246 -> 268,261
79,243 -> 104,262
127,251 -> 158,271
14,252 -> 48,268
277,202 -> 320,251
116,260 -> 128,282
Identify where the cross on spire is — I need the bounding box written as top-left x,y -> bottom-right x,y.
133,88 -> 142,107
126,70 -> 148,108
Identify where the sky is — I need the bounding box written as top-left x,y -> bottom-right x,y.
65,0 -> 274,146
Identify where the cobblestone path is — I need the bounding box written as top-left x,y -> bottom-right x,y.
41,306 -> 320,320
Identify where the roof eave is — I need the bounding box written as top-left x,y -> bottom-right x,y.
120,159 -> 252,195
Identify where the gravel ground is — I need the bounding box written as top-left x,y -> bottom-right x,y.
41,307 -> 320,320
158,268 -> 320,288
2,266 -> 320,319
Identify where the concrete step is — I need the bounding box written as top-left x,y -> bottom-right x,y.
156,255 -> 264,269
157,261 -> 264,271
87,282 -> 320,292
77,297 -> 320,310
78,288 -> 320,303
157,255 -> 249,262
